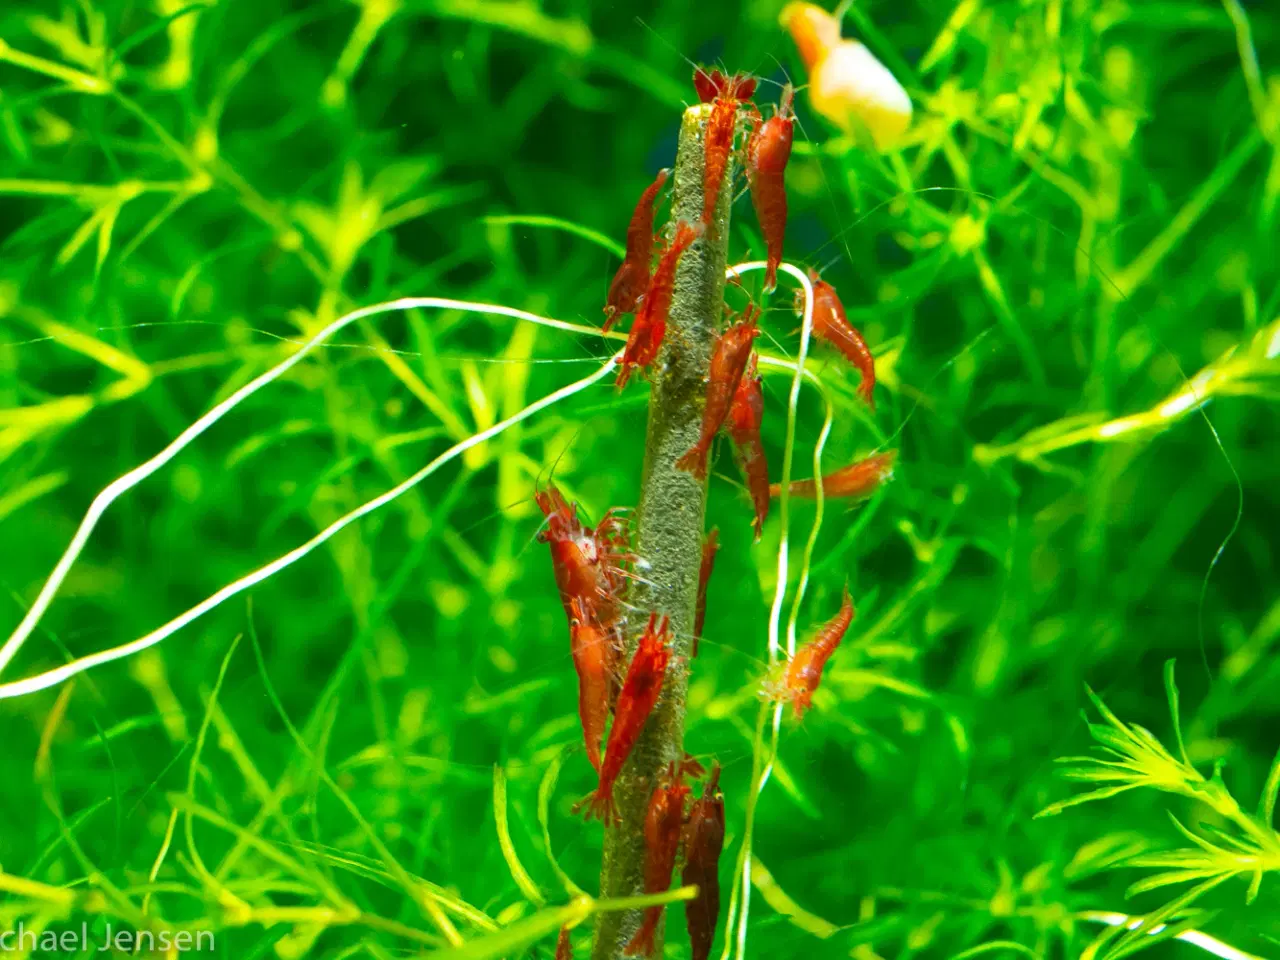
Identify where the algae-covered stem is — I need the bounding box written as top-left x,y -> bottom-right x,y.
591,103 -> 734,960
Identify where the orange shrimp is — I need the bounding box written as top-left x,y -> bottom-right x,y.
555,925 -> 572,960
604,168 -> 671,332
746,85 -> 795,293
623,761 -> 695,957
568,599 -> 611,774
576,613 -> 672,824
769,449 -> 897,500
725,354 -> 769,540
778,586 -> 855,718
617,221 -> 704,389
695,67 -> 757,232
692,527 -> 720,657
682,763 -> 726,960
802,268 -> 877,409
535,484 -> 632,627
675,306 -> 760,480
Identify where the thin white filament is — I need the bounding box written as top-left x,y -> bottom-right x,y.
785,388 -> 834,656
0,354 -> 616,700
718,260 -> 815,960
733,379 -> 834,959
0,295 -> 618,698
734,363 -> 833,960
728,261 -> 814,664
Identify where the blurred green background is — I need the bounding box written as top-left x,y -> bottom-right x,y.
1,0 -> 1278,957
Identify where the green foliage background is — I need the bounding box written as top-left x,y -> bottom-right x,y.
1,0 -> 1278,957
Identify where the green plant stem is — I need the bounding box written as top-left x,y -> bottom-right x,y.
591,103 -> 733,960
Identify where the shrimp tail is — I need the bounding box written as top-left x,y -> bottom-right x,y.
749,177 -> 787,294
623,909 -> 660,957
738,446 -> 769,541
858,377 -> 876,412
555,926 -> 573,960
674,444 -> 709,481
792,689 -> 813,719
573,786 -> 619,826
693,527 -> 719,655
579,685 -> 603,774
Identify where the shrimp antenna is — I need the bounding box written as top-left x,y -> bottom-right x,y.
536,421 -> 587,495
743,51 -> 809,101
521,422 -> 588,556
817,251 -> 846,276
752,53 -> 796,94
634,17 -> 736,90
634,17 -> 700,74
520,513 -> 555,557
783,105 -> 862,293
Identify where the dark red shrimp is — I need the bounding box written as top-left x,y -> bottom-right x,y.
779,586 -> 855,718
746,84 -> 795,293
534,484 -> 633,626
677,753 -> 707,780
725,354 -> 769,541
675,306 -> 760,480
555,924 -> 572,960
575,613 -> 672,824
617,221 -> 704,389
769,449 -> 897,500
693,66 -> 721,104
692,528 -> 720,657
623,761 -> 695,957
802,268 -> 877,409
683,763 -> 726,960
604,168 -> 671,332
569,598 -> 611,775
695,67 -> 758,232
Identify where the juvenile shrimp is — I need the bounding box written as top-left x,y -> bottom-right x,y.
575,613 -> 673,824
692,527 -> 720,657
725,354 -> 769,541
675,305 -> 760,480
682,763 -> 726,960
745,84 -> 795,293
604,168 -> 671,332
801,268 -> 877,409
623,761 -> 695,957
775,586 -> 855,718
695,67 -> 758,233
769,449 -> 897,500
568,598 -> 612,774
617,221 -> 704,389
